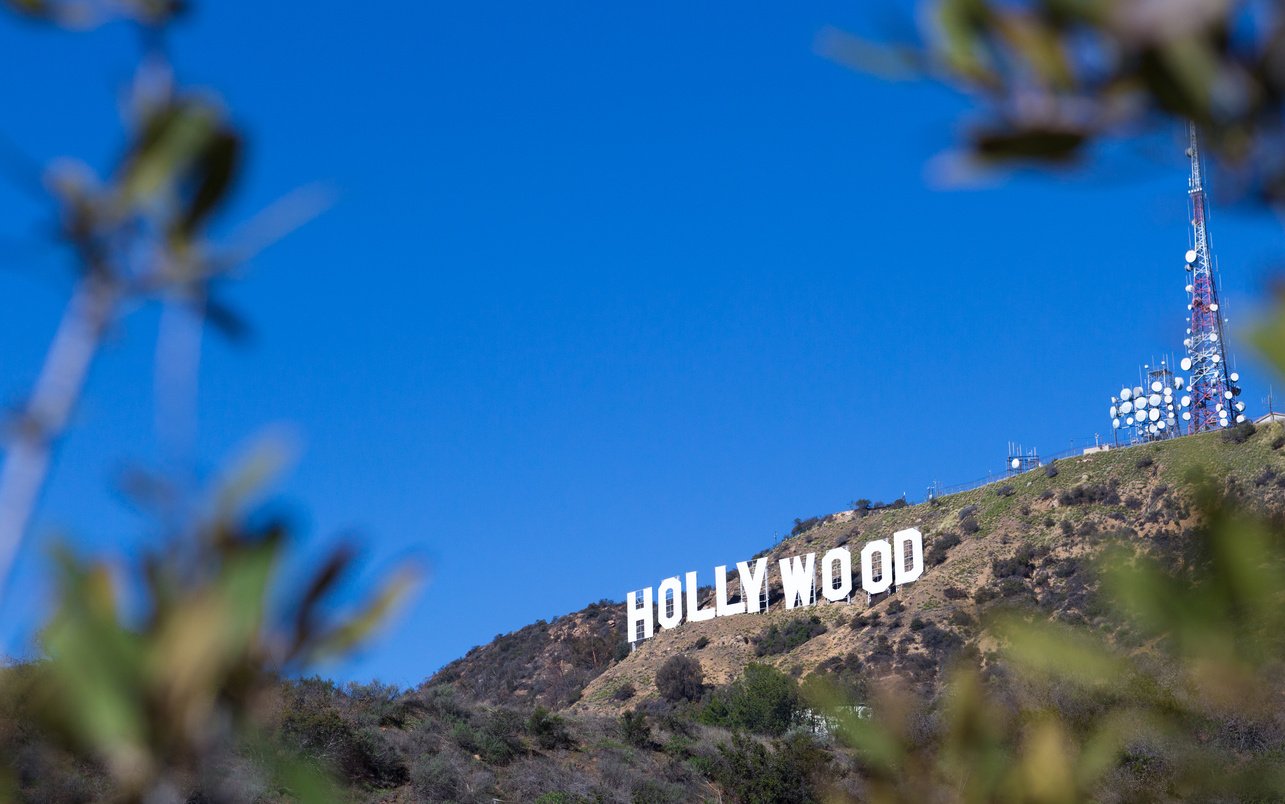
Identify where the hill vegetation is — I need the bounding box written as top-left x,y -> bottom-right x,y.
6,422 -> 1283,802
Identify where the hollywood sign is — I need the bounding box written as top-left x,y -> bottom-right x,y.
627,527 -> 924,642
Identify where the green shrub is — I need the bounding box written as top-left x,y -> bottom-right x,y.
1060,483 -> 1121,506
927,533 -> 962,566
612,682 -> 637,702
1222,421 -> 1257,444
620,710 -> 651,748
974,587 -> 998,604
527,706 -> 574,750
410,754 -> 462,801
701,664 -> 801,736
754,616 -> 827,657
706,732 -> 830,804
279,682 -> 408,787
656,655 -> 704,702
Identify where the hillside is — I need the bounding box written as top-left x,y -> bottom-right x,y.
7,423 -> 1283,802
433,422 -> 1285,718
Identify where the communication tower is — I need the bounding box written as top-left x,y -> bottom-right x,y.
1006,442 -> 1039,475
1180,123 -> 1245,429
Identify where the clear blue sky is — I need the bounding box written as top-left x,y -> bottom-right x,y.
0,3 -> 1281,687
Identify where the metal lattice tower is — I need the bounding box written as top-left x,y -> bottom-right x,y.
1182,123 -> 1242,430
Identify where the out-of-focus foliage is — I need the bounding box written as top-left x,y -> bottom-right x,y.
3,0 -> 183,28
825,0 -> 1285,200
0,439 -> 416,803
0,2 -> 410,802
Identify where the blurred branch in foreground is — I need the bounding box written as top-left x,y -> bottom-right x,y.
822,0 -> 1285,202
0,2 -> 415,801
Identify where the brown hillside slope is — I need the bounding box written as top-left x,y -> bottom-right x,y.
428,423 -> 1285,716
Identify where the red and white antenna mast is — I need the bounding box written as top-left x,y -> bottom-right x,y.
1180,122 -> 1243,431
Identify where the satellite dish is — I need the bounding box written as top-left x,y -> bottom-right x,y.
1183,338 -> 1193,349
1149,394 -> 1161,406
1126,416 -> 1135,426
1136,397 -> 1148,410
1181,357 -> 1192,371
1110,406 -> 1118,417
1181,395 -> 1191,407
1211,332 -> 1219,342
1236,401 -> 1246,411
1175,377 -> 1185,388
1188,304 -> 1194,311
1182,411 -> 1192,421
1211,303 -> 1219,312
1121,401 -> 1133,414
1217,403 -> 1225,412
1185,249 -> 1198,263
1011,458 -> 1021,470
1151,381 -> 1162,393
1212,353 -> 1222,363
1230,372 -> 1240,382
1225,390 -> 1234,399
1157,420 -> 1166,430
1185,284 -> 1194,294
1236,414 -> 1246,423
1149,408 -> 1160,422
1120,387 -> 1133,400
1113,418 -> 1121,429
1134,386 -> 1144,397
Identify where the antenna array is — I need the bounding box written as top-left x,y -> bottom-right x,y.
1106,124 -> 1248,439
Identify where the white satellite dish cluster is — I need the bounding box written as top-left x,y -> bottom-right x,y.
1111,373 -> 1184,442
1110,367 -> 1246,439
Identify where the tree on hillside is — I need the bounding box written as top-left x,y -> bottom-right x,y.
702,663 -> 802,737
656,654 -> 704,703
